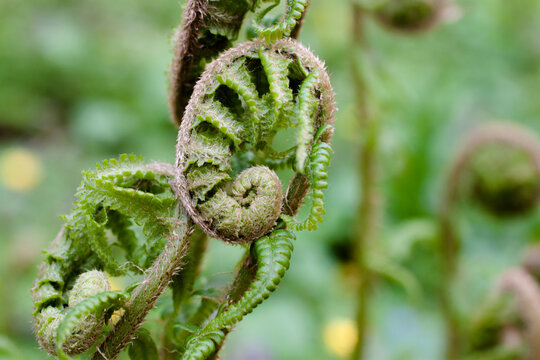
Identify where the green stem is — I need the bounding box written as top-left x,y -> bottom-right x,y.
440,212 -> 460,360
162,228 -> 208,360
199,249 -> 259,358
440,154 -> 461,360
92,210 -> 192,360
350,4 -> 379,360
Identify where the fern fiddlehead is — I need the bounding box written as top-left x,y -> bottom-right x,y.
439,123 -> 540,360
33,1 -> 334,358
466,268 -> 540,360
373,0 -> 452,33
32,154 -> 188,358
174,38 -> 335,244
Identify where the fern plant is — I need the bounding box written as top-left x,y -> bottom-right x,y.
32,1 -> 335,359
438,122 -> 540,360
466,268 -> 540,360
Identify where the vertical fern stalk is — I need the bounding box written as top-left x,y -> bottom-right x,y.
350,3 -> 380,359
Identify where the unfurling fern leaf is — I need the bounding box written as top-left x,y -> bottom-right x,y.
180,230 -> 294,359
33,1 -> 335,358
32,155 -> 180,358
174,38 -> 335,244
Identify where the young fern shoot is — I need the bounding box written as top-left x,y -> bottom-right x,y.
439,122 -> 540,360
466,268 -> 540,360
175,39 -> 335,243
32,155 -> 188,359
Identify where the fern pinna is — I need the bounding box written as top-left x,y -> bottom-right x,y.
32,1 -> 335,359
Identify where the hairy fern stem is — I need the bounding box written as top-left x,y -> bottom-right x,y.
93,213 -> 191,360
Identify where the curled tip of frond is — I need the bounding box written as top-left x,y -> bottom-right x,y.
68,270 -> 111,307
175,38 -> 335,243
496,268 -> 540,357
32,154 -> 183,358
446,122 -> 540,217
197,166 -> 283,243
34,270 -> 112,357
373,0 -> 457,34
466,268 -> 540,358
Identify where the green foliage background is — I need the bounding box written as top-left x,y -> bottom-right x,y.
2,0 -> 540,358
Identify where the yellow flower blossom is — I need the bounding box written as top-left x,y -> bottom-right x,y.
323,318 -> 358,358
0,148 -> 43,192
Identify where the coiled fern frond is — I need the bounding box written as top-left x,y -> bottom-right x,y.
440,123 -> 540,360
32,1 -> 335,358
466,268 -> 540,360
32,154 -> 181,358
180,230 -> 294,359
169,35 -> 334,358
175,38 -> 335,244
